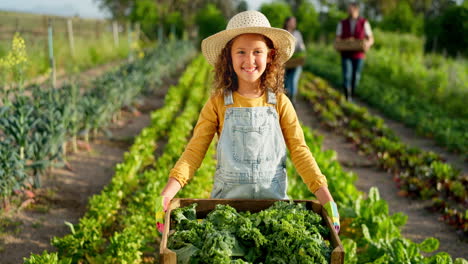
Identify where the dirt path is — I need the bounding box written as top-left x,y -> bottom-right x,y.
295,97 -> 468,259
0,78 -> 172,264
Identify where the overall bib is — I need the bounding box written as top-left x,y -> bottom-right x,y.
210,90 -> 289,199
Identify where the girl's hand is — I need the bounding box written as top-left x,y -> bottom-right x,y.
161,195 -> 171,211
157,178 -> 182,234
160,177 -> 182,210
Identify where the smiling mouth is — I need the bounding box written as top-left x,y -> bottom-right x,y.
242,67 -> 257,73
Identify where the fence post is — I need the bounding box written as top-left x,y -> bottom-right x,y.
127,22 -> 133,61
67,19 -> 75,58
170,24 -> 176,41
48,18 -> 56,88
113,21 -> 119,47
158,24 -> 163,43
135,22 -> 140,44
15,17 -> 19,32
43,16 -> 47,36
95,20 -> 100,39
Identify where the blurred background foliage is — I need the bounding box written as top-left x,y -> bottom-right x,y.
93,0 -> 467,57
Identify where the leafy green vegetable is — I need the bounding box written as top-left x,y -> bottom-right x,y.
168,201 -> 332,263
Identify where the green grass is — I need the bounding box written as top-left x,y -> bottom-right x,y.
0,217 -> 22,235
0,10 -> 134,82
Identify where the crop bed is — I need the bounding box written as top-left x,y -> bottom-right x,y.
24,55 -> 466,263
299,72 -> 467,235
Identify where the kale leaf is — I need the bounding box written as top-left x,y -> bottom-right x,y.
167,201 -> 333,263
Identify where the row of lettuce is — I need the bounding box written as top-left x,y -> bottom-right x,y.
25,56 -> 465,263
287,125 -> 466,263
0,41 -> 195,201
304,42 -> 468,159
299,72 -> 467,235
24,55 -> 216,263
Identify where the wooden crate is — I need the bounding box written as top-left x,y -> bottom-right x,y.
334,38 -> 365,52
285,56 -> 305,69
160,198 -> 344,264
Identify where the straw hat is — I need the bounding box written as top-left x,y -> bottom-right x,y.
201,10 -> 296,66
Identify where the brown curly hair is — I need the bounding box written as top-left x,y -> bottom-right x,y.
212,34 -> 285,96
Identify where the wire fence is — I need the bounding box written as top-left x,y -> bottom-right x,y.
0,11 -> 127,42
0,11 -> 140,86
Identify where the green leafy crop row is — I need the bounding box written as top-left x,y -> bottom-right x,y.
0,41 -> 195,201
299,72 -> 467,235
86,57 -> 212,263
21,47 -> 201,264
286,123 -> 466,263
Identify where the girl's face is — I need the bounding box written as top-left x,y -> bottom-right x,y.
230,34 -> 271,87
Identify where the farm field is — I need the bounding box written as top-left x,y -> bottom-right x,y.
1,1 -> 467,263
1,52 -> 461,263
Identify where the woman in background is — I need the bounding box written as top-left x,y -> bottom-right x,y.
283,16 -> 305,106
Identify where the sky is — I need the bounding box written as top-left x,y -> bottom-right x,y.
248,0 -> 273,11
0,0 -> 110,18
0,0 -> 272,19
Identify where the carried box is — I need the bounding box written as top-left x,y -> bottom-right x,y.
285,56 -> 305,69
334,38 -> 365,52
159,198 -> 344,264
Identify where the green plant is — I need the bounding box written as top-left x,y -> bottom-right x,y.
304,42 -> 468,157
299,71 -> 467,234
169,202 -> 331,263
378,1 -> 424,35
195,4 -> 227,41
36,51 -> 200,263
259,2 -> 293,28
23,251 -> 71,264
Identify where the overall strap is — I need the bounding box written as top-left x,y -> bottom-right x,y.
224,91 -> 234,106
267,90 -> 277,105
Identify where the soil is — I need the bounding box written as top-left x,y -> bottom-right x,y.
1,60 -> 466,263
0,61 -> 174,264
295,96 -> 468,259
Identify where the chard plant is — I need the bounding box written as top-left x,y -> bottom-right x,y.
0,140 -> 27,206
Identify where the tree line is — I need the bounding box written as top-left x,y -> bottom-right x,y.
93,0 -> 467,57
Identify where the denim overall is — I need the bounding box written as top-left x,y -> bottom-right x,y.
210,90 -> 289,199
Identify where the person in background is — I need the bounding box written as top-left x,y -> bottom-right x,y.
336,2 -> 374,102
283,16 -> 305,106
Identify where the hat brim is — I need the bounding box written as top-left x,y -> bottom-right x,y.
201,27 -> 296,66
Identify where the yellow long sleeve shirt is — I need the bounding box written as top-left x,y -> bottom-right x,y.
169,91 -> 328,193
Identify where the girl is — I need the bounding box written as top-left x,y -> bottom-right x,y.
160,11 -> 340,232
